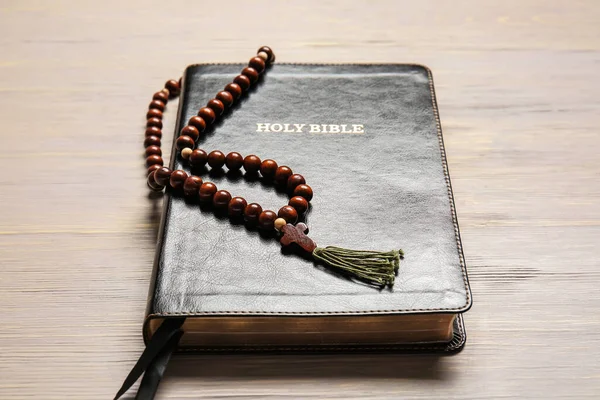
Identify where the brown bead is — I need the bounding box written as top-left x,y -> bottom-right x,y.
207,99 -> 224,116
198,182 -> 218,203
176,135 -> 195,151
258,210 -> 277,230
249,57 -> 266,73
224,152 -> 244,170
154,167 -> 172,186
224,83 -> 242,100
188,116 -> 206,132
198,107 -> 216,125
146,108 -> 163,120
289,196 -> 309,214
228,197 -> 247,217
149,100 -> 165,112
153,90 -> 169,103
213,190 -> 232,210
293,184 -> 313,201
287,174 -> 306,193
145,126 -> 162,138
145,145 -> 161,157
207,150 -> 226,169
169,170 -> 188,190
244,203 -> 263,224
257,46 -> 275,63
144,135 -> 161,147
260,159 -> 278,179
147,164 -> 162,176
146,117 -> 163,129
216,91 -> 234,108
181,125 -> 200,141
183,175 -> 203,197
274,166 -> 293,186
147,172 -> 164,192
189,149 -> 208,168
243,155 -> 261,173
278,206 -> 298,224
241,67 -> 259,83
233,75 -> 251,91
165,79 -> 180,97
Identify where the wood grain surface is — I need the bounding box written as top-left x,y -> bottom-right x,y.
1,1 -> 599,398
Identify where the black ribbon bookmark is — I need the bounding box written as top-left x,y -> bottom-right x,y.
114,317 -> 185,400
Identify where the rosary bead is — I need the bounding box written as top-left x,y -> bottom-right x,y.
257,51 -> 268,62
260,159 -> 278,179
154,167 -> 172,186
241,67 -> 259,83
189,149 -> 208,167
181,147 -> 193,159
145,155 -> 163,167
146,108 -> 163,120
228,196 -> 247,217
145,145 -> 161,157
213,190 -> 232,210
287,174 -> 306,193
274,217 -> 287,231
224,83 -> 243,100
244,203 -> 263,224
207,99 -> 225,116
198,107 -> 216,125
165,79 -> 180,97
147,164 -> 162,176
278,205 -> 298,224
144,135 -> 161,147
145,126 -> 162,138
149,100 -> 166,112
169,170 -> 188,190
258,210 -> 277,230
216,91 -> 234,108
181,125 -> 200,141
188,116 -> 206,132
207,150 -> 226,169
176,135 -> 195,151
183,175 -> 203,197
147,173 -> 164,192
293,184 -> 313,201
257,46 -> 275,63
153,90 -> 169,103
198,182 -> 218,203
146,117 -> 162,129
274,166 -> 293,186
243,155 -> 261,173
225,152 -> 244,170
249,57 -> 266,73
233,75 -> 251,91
289,196 -> 309,214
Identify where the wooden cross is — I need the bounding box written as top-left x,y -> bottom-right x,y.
280,223 -> 317,253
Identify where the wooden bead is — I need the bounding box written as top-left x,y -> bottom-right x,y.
146,117 -> 162,129
181,147 -> 193,159
249,57 -> 266,73
260,159 -> 278,179
207,99 -> 225,116
243,155 -> 261,173
289,196 -> 309,214
258,210 -> 277,230
233,75 -> 251,91
145,126 -> 162,138
207,150 -> 226,169
153,90 -> 169,103
241,67 -> 259,83
224,83 -> 243,100
145,145 -> 161,157
228,197 -> 247,217
274,166 -> 293,186
257,46 -> 275,63
216,91 -> 234,108
225,152 -> 244,170
147,172 -> 164,191
169,170 -> 188,190
145,155 -> 163,167
188,116 -> 206,132
213,190 -> 232,210
198,107 -> 216,125
293,184 -> 313,201
146,108 -> 163,120
176,135 -> 195,151
257,51 -> 269,62
181,125 -> 200,141
183,175 -> 203,197
189,149 -> 208,167
287,174 -> 306,193
198,182 -> 217,203
274,217 -> 287,231
144,135 -> 161,147
278,206 -> 298,224
147,164 -> 162,176
244,203 -> 263,224
149,100 -> 165,111
165,79 -> 180,97
154,167 -> 172,186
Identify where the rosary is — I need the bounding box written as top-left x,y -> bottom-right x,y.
143,46 -> 403,287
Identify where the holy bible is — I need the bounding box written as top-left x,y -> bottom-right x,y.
145,63 -> 472,353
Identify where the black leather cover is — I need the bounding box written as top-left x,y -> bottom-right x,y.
145,64 -> 471,351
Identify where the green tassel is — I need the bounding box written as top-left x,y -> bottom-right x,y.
312,246 -> 403,287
